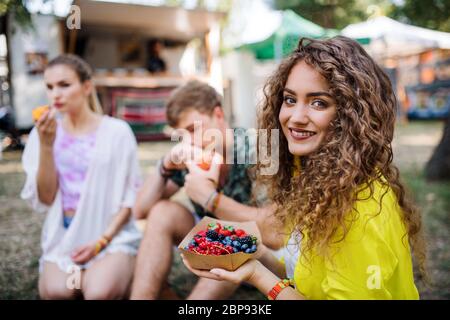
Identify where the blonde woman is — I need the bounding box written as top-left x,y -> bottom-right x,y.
21,54 -> 142,299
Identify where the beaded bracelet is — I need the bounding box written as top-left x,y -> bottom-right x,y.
267,279 -> 292,300
94,236 -> 111,255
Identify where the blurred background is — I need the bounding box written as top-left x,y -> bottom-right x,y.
0,0 -> 449,299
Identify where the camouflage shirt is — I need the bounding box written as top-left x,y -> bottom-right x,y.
169,128 -> 255,218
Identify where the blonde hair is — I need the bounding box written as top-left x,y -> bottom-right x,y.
46,54 -> 103,114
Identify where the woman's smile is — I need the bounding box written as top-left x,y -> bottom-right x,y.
279,61 -> 337,156
288,128 -> 317,141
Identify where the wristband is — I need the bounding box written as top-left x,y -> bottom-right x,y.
267,279 -> 292,300
204,190 -> 218,211
211,192 -> 222,214
94,236 -> 111,255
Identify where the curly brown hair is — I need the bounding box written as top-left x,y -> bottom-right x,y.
256,36 -> 427,278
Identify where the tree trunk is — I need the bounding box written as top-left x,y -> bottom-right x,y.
425,114 -> 450,181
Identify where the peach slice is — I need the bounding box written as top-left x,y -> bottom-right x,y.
32,105 -> 49,122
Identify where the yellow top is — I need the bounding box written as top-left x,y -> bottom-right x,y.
287,178 -> 419,300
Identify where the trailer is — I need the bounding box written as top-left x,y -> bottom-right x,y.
4,0 -> 226,140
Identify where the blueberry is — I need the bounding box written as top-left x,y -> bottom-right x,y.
232,241 -> 241,247
233,247 -> 239,253
241,244 -> 248,250
225,236 -> 231,241
245,248 -> 251,253
251,245 -> 257,251
206,237 -> 212,242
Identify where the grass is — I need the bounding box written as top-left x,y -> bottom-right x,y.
0,120 -> 448,299
401,169 -> 450,299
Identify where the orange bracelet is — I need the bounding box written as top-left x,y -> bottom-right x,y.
94,236 -> 110,255
211,192 -> 222,214
267,279 -> 291,300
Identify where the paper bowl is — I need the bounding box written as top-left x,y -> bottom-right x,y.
178,216 -> 262,271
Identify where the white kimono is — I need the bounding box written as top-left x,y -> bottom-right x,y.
21,115 -> 142,273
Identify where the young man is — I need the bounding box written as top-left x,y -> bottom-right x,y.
130,81 -> 282,300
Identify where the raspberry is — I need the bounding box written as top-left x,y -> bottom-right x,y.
219,229 -> 232,237
197,230 -> 207,237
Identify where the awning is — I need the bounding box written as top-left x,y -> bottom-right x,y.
73,0 -> 225,41
342,16 -> 450,58
238,10 -> 339,60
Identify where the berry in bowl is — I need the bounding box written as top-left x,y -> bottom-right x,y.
178,217 -> 261,271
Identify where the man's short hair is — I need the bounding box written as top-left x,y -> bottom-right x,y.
166,80 -> 222,127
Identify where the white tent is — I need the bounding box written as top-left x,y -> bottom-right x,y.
342,16 -> 450,58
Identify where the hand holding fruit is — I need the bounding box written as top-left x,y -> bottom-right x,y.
181,253 -> 261,285
184,153 -> 223,208
163,143 -> 206,171
181,223 -> 260,284
35,106 -> 57,148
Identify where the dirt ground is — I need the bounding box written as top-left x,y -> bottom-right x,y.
0,121 -> 448,299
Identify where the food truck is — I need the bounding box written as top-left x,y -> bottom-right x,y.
7,0 -> 225,140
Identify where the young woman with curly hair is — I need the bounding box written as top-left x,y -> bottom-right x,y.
182,36 -> 426,300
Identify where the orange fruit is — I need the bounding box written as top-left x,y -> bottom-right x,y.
32,105 -> 49,122
198,161 -> 211,170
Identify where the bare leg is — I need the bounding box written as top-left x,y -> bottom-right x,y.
188,277 -> 239,300
39,262 -> 82,300
130,200 -> 195,300
82,252 -> 135,300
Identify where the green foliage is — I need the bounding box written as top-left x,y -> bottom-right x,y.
272,0 -> 393,29
164,0 -> 232,11
0,0 -> 33,30
390,0 -> 450,32
273,0 -> 450,32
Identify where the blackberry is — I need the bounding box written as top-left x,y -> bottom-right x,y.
206,230 -> 219,240
240,236 -> 253,247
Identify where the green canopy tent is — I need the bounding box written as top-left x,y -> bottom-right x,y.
239,10 -> 339,60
